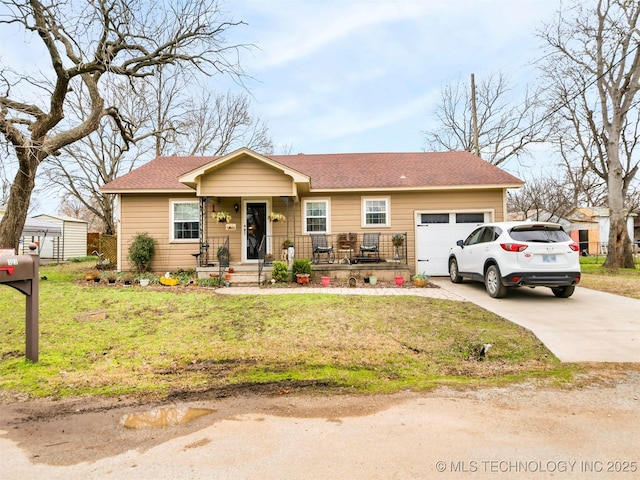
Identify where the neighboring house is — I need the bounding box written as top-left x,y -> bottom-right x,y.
573,207 -> 636,254
512,207 -> 637,255
31,214 -> 88,261
100,148 -> 523,276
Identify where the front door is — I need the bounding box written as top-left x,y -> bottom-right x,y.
244,201 -> 267,261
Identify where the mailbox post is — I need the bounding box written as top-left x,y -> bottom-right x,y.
0,246 -> 39,362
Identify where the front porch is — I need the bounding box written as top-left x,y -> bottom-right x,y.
195,232 -> 410,286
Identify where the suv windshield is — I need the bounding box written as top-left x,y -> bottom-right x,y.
509,226 -> 571,243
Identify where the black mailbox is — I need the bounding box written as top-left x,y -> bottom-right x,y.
0,250 -> 39,362
0,255 -> 35,282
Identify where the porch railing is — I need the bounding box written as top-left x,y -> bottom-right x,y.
198,233 -> 408,267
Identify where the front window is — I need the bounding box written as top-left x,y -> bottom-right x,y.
172,201 -> 199,241
304,199 -> 329,233
363,197 -> 389,227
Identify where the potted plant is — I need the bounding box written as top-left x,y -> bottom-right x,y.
106,273 -> 117,285
213,211 -> 232,223
268,212 -> 286,222
123,274 -> 134,286
263,253 -> 274,265
392,233 -> 405,259
392,233 -> 405,247
412,272 -> 429,287
291,258 -> 312,284
281,239 -> 294,249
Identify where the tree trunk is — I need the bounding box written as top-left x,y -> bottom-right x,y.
0,154 -> 37,252
604,144 -> 635,268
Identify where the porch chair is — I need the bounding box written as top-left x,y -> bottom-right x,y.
359,232 -> 380,261
311,234 -> 335,264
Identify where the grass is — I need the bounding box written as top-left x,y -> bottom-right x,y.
0,260 -> 614,402
579,256 -> 640,299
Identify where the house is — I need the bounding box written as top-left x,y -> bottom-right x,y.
572,207 -> 636,254
100,148 -> 523,278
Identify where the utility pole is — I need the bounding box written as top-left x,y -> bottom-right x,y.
471,73 -> 480,157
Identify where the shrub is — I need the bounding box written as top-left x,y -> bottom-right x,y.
271,261 -> 289,282
291,258 -> 312,281
128,233 -> 156,273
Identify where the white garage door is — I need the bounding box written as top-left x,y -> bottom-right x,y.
416,212 -> 489,276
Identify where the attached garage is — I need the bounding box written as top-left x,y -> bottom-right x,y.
415,211 -> 492,276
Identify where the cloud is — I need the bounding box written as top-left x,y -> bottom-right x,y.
246,0 -> 444,69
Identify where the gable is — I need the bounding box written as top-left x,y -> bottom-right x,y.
199,155 -> 298,197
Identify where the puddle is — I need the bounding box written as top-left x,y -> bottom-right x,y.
121,407 -> 216,429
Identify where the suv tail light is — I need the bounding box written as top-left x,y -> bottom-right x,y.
500,243 -> 528,252
568,242 -> 579,252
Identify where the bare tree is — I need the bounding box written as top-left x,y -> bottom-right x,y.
42,77 -> 158,235
58,195 -> 101,232
423,72 -> 547,166
179,91 -> 273,156
507,175 -> 577,222
0,0 -> 245,251
538,0 -> 640,268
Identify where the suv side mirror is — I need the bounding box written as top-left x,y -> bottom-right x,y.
456,239 -> 464,248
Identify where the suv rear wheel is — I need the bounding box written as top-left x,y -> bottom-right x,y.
449,258 -> 463,283
485,264 -> 507,298
551,285 -> 575,298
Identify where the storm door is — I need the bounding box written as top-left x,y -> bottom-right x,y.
244,201 -> 267,261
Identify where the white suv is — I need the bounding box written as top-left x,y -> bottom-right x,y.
448,221 -> 581,298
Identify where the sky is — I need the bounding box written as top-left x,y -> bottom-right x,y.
0,0 -> 563,214
220,0 -> 561,167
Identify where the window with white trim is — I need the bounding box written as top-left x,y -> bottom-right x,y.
362,197 -> 389,227
303,199 -> 329,233
171,201 -> 199,241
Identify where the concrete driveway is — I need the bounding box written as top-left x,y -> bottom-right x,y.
430,278 -> 640,362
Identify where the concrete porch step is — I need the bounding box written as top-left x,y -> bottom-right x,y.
196,266 -> 269,286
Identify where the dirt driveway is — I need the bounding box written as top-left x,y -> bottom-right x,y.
1,370 -> 639,479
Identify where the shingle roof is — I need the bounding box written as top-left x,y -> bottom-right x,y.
101,150 -> 523,192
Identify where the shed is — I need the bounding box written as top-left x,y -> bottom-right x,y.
16,217 -> 62,256
32,214 -> 88,260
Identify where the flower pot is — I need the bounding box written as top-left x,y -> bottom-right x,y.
369,276 -> 377,285
139,279 -> 150,287
296,273 -> 310,284
228,267 -> 234,273
321,276 -> 330,287
413,278 -> 427,288
395,276 -> 404,286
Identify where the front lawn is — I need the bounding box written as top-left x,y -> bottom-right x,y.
579,256 -> 640,299
0,261 -> 579,401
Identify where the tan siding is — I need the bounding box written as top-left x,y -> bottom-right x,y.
119,193 -> 199,272
118,188 -> 505,274
200,156 -> 295,196
300,189 -> 505,268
